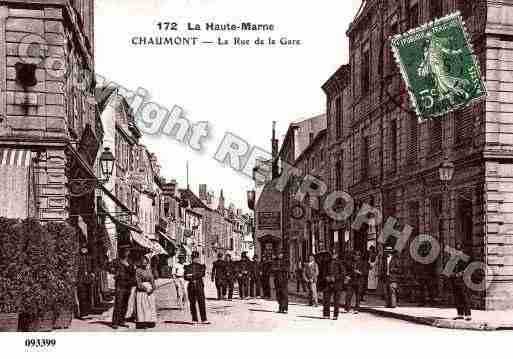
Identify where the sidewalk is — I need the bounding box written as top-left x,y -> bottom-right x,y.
289,280 -> 513,331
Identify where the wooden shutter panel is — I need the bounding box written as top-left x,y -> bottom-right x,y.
430,117 -> 442,151
456,107 -> 473,142
407,117 -> 418,164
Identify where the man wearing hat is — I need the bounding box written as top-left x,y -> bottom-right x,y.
250,254 -> 262,298
322,252 -> 345,319
111,247 -> 135,329
184,251 -> 210,324
236,252 -> 252,299
345,251 -> 364,314
383,247 -> 400,308
211,252 -> 227,300
272,252 -> 289,313
224,253 -> 235,300
261,257 -> 273,299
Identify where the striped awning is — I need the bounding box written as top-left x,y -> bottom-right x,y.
150,240 -> 168,256
158,231 -> 177,247
131,231 -> 154,251
131,232 -> 168,256
0,148 -> 33,219
0,148 -> 32,167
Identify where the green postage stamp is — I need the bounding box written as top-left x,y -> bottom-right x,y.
391,11 -> 486,122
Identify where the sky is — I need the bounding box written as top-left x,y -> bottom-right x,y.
94,0 -> 362,210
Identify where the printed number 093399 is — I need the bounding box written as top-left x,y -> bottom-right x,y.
25,338 -> 56,348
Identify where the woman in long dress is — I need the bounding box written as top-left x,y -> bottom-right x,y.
367,246 -> 379,291
135,256 -> 157,329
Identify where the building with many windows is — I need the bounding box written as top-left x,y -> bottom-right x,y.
324,0 -> 513,310
0,0 -> 101,315
278,115 -> 327,269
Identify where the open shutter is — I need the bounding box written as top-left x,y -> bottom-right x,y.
455,107 -> 473,142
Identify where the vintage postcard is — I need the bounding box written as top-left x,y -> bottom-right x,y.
0,1 -> 509,357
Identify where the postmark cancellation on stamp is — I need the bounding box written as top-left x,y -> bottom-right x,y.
391,11 -> 487,122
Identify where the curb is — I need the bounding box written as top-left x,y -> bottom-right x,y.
359,307 -> 504,331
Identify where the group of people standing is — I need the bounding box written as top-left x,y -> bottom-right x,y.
211,252 -> 270,300
169,250 -> 211,324
111,248 -> 211,328
110,247 -> 158,330
211,251 -> 290,313
110,244 -> 473,328
296,247 -> 400,320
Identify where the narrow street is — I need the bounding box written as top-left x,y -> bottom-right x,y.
63,280 -> 443,332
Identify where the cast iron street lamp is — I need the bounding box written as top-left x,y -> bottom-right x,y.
68,147 -> 116,197
438,156 -> 455,296
99,147 -> 115,182
439,156 -> 455,191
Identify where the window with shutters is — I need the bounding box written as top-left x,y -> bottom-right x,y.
458,0 -> 473,19
409,2 -> 419,29
408,201 -> 420,237
362,136 -> 369,180
336,156 -> 343,191
361,43 -> 370,95
429,118 -> 442,153
384,190 -> 396,219
390,119 -> 397,173
455,108 -> 473,144
327,100 -> 332,140
336,96 -> 343,138
407,117 -> 418,164
389,18 -> 399,75
430,0 -> 443,19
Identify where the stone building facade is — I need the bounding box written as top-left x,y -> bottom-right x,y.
325,0 -> 513,310
0,0 -> 101,314
278,115 -> 327,270
323,64 -> 352,258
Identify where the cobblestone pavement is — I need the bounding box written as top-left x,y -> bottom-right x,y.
61,279 -> 444,332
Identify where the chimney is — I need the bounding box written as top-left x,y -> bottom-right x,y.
272,121 -> 279,179
199,184 -> 208,201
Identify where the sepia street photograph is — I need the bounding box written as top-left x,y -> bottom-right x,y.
0,0 -> 512,357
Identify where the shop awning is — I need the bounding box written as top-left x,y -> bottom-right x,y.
99,184 -> 133,215
100,203 -> 142,234
0,148 -> 33,219
131,231 -> 154,250
131,232 -> 168,256
150,240 -> 168,256
158,231 -> 177,247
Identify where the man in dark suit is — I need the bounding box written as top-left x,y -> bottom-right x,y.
184,251 -> 210,324
322,252 -> 345,320
236,252 -> 251,299
261,257 -> 272,298
451,242 -> 472,321
224,253 -> 235,300
272,252 -> 289,313
111,247 -> 135,329
250,255 -> 262,298
345,251 -> 364,314
211,252 -> 226,300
